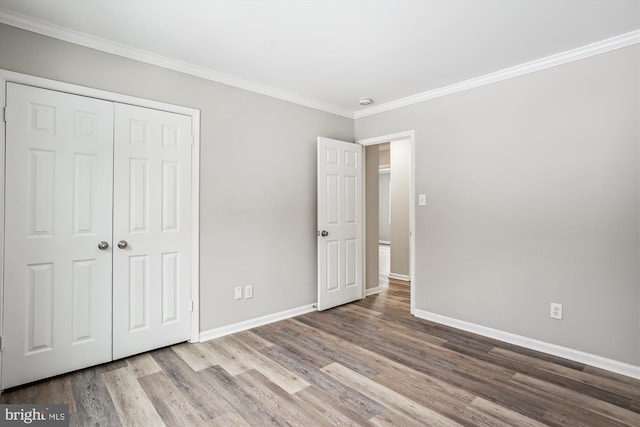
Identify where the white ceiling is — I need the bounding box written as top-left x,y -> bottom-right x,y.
1,0 -> 638,117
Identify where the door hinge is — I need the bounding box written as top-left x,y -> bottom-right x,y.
0,336 -> 3,351
2,107 -> 6,123
189,301 -> 194,312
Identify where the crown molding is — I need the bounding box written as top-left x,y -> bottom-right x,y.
355,29 -> 640,119
2,8 -> 637,121
0,8 -> 353,119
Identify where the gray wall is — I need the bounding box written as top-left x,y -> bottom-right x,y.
2,23 -> 638,367
379,144 -> 391,243
390,139 -> 411,277
365,146 -> 379,290
379,172 -> 390,242
379,147 -> 390,166
356,45 -> 640,366
0,24 -> 354,331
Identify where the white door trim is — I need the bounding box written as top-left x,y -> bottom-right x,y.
357,130 -> 416,315
0,70 -> 201,349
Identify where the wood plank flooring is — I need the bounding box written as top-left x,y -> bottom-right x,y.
2,279 -> 639,426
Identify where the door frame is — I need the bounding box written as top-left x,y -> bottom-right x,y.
357,130 -> 416,314
0,70 -> 202,356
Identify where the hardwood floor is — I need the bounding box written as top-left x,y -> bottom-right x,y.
2,280 -> 639,426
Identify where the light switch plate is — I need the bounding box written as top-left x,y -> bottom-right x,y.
418,194 -> 427,206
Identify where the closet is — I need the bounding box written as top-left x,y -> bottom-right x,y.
1,82 -> 194,389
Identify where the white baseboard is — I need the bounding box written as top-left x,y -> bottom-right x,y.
388,273 -> 411,282
199,304 -> 316,342
414,309 -> 640,379
366,286 -> 383,296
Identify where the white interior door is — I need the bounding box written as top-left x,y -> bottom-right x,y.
2,83 -> 114,389
112,103 -> 193,360
317,137 -> 363,310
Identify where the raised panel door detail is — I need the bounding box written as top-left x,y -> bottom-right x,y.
26,263 -> 54,354
129,120 -> 148,145
129,255 -> 149,332
72,260 -> 94,343
162,162 -> 179,232
326,174 -> 339,225
345,238 -> 357,288
130,158 -> 149,233
162,125 -> 179,149
29,149 -> 55,236
344,151 -> 357,168
326,240 -> 340,292
326,148 -> 339,166
162,252 -> 179,324
75,111 -> 98,141
73,154 -> 96,234
345,175 -> 357,224
30,103 -> 56,135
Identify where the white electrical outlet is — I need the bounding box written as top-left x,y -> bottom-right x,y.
234,287 -> 243,300
550,303 -> 563,320
244,285 -> 253,299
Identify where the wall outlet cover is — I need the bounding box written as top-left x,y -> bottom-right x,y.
550,302 -> 563,320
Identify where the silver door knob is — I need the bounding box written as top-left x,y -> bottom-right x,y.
98,241 -> 109,250
117,240 -> 128,249
321,230 -> 329,237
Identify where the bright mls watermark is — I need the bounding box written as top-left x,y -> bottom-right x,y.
1,405 -> 68,426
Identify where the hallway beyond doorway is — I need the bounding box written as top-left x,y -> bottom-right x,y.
379,243 -> 390,287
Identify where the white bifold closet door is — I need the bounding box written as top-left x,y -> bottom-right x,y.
112,103 -> 193,360
1,83 -> 192,389
2,83 -> 114,389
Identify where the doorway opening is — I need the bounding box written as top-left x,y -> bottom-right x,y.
378,144 -> 391,287
359,131 -> 415,314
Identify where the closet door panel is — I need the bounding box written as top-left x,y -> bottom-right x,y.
112,103 -> 192,360
2,83 -> 114,389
